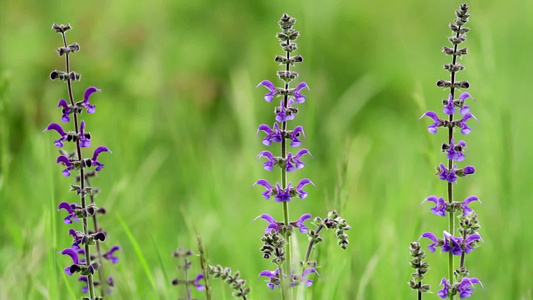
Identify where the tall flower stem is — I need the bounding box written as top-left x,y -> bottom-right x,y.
60,31 -> 95,299
447,24 -> 462,300
86,175 -> 105,298
303,225 -> 323,264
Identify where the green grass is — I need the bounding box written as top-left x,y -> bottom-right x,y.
1,0 -> 532,299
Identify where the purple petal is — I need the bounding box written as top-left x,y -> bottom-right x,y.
61,248 -> 79,264
44,122 -> 66,136
83,87 -> 100,113
194,273 -> 205,291
92,146 -> 112,162
253,214 -> 275,224
302,267 -> 319,278
418,111 -> 439,122
464,166 -> 476,175
58,202 -> 74,214
460,105 -> 470,115
56,155 -> 72,167
459,92 -> 473,102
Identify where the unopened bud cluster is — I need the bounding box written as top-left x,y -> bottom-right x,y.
208,265 -> 251,298
407,242 -> 431,293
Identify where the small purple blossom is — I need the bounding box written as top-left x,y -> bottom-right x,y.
459,92 -> 474,115
439,163 -> 457,183
253,179 -> 273,200
82,87 -> 100,113
458,277 -> 484,298
56,155 -> 74,177
79,120 -> 90,148
92,146 -> 112,171
259,268 -> 279,290
420,195 -> 447,217
419,232 -> 438,253
437,278 -> 451,298
286,152 -> 296,172
447,138 -> 467,161
194,273 -> 205,291
290,126 -> 305,147
300,267 -> 319,287
293,82 -> 310,103
257,151 -> 277,171
44,122 -> 67,147
60,247 -> 80,276
463,165 -> 475,175
69,228 -> 83,246
58,202 -> 79,224
275,182 -> 291,202
419,111 -> 443,134
257,123 -> 282,146
442,231 -> 483,256
296,178 -> 315,199
461,195 -> 481,215
293,148 -> 312,170
103,246 -> 121,264
276,99 -> 295,122
253,214 -> 280,233
57,99 -> 71,122
457,112 -> 477,135
79,276 -> 89,293
257,80 -> 278,102
295,213 -> 312,233
443,94 -> 455,115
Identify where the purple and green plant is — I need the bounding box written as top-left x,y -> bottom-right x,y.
45,23 -> 119,299
255,14 -> 351,299
415,4 -> 484,299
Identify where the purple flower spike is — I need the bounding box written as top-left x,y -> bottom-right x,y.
286,153 -> 296,172
58,202 -> 78,224
290,126 -> 305,147
257,151 -> 276,171
256,80 -> 277,102
253,180 -> 273,200
457,112 -> 477,135
253,214 -> 280,233
438,278 -> 451,298
459,92 -> 474,115
91,146 -> 112,171
56,155 -> 74,177
44,122 -> 67,147
461,195 -> 481,215
79,120 -> 90,148
447,138 -> 467,161
83,86 -> 100,113
257,123 -> 282,146
57,99 -> 71,122
293,82 -> 310,103
420,196 -> 447,217
194,273 -> 205,291
103,246 -> 121,264
443,94 -> 455,115
418,111 -> 443,134
296,178 -> 315,199
275,182 -> 291,202
296,213 -> 312,233
458,277 -> 484,298
419,232 -> 438,253
79,276 -> 89,293
294,149 -> 312,169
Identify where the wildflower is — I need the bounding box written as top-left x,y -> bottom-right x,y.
295,213 -> 312,233
57,99 -> 71,122
286,152 -> 296,172
257,123 -> 282,146
82,86 -> 100,113
419,232 -> 439,253
194,273 -> 205,291
437,278 -> 451,298
290,126 -> 305,147
58,202 -> 80,224
457,277 -> 484,298
419,111 -> 444,133
257,80 -> 278,102
259,268 -> 280,290
257,151 -> 277,171
293,82 -> 310,103
442,231 -> 483,256
275,182 -> 291,202
299,267 -> 319,287
56,155 -> 74,177
61,247 -> 81,276
438,163 -> 457,183
293,148 -> 312,169
458,92 -> 474,115
44,122 -> 68,147
275,99 -> 295,122
103,246 -> 121,264
254,214 -> 280,233
420,195 -> 447,217
253,179 -> 274,200
446,138 -> 467,161
443,94 -> 455,115
461,196 -> 481,215
296,178 -> 315,199
463,166 -> 475,175
79,120 -> 90,148
78,276 -> 89,293
91,146 -> 111,171
456,112 -> 477,135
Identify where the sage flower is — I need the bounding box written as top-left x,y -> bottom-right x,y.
257,123 -> 282,146
293,82 -> 310,103
82,86 -> 100,113
44,122 -> 67,147
91,146 -> 111,171
57,99 -> 71,122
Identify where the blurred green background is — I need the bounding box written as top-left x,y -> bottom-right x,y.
0,0 -> 531,299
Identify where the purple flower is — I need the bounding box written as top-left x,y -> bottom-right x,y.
419,232 -> 438,253
44,122 -> 67,147
60,247 -> 80,276
82,87 -> 100,113
275,182 -> 291,202
57,99 -> 71,122
103,246 -> 121,264
295,214 -> 312,233
296,178 -> 315,199
419,111 -> 443,134
447,138 -> 467,161
293,149 -> 312,170
259,268 -> 279,290
257,151 -> 277,171
457,112 -> 477,135
257,80 -> 278,102
459,92 -> 474,115
458,277 -> 484,298
438,278 -> 451,298
79,120 -> 90,148
301,267 -> 319,287
290,126 -> 305,147
293,82 -> 310,103
276,99 -> 295,122
194,273 -> 205,291
56,155 -> 74,177
439,163 -> 457,183
257,123 -> 282,146
463,166 -> 475,175
420,195 -> 447,217
253,214 -> 280,233
58,202 -> 79,224
92,146 -> 112,171
79,276 -> 89,293
253,179 -> 274,200
443,94 -> 455,115
442,231 -> 463,256
69,228 -> 83,246
461,195 -> 481,215
286,152 -> 296,172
